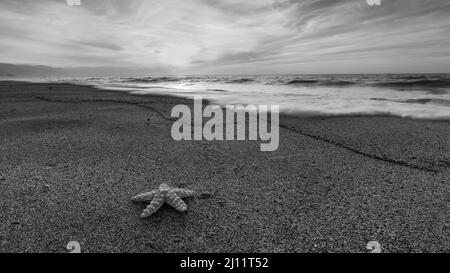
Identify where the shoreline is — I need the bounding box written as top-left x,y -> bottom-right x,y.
3,79 -> 450,122
0,81 -> 449,253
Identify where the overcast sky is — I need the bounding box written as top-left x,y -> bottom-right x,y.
1,0 -> 450,75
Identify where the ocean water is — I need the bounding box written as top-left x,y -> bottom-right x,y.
43,74 -> 450,120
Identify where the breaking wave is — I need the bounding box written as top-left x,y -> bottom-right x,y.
283,79 -> 356,87
373,79 -> 450,89
124,76 -> 181,83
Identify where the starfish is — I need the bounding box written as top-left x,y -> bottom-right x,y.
131,183 -> 195,218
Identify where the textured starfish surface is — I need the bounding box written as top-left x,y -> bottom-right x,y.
131,183 -> 195,218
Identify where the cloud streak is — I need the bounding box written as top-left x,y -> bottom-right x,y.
1,0 -> 450,75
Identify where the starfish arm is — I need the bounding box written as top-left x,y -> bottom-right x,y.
166,191 -> 188,212
131,190 -> 158,202
172,188 -> 195,198
140,192 -> 164,218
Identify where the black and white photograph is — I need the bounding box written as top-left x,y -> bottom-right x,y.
0,0 -> 449,260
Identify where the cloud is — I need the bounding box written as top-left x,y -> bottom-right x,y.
0,0 -> 450,74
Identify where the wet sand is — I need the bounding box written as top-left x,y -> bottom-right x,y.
0,81 -> 449,253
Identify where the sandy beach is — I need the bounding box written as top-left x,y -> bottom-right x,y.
0,81 -> 449,253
